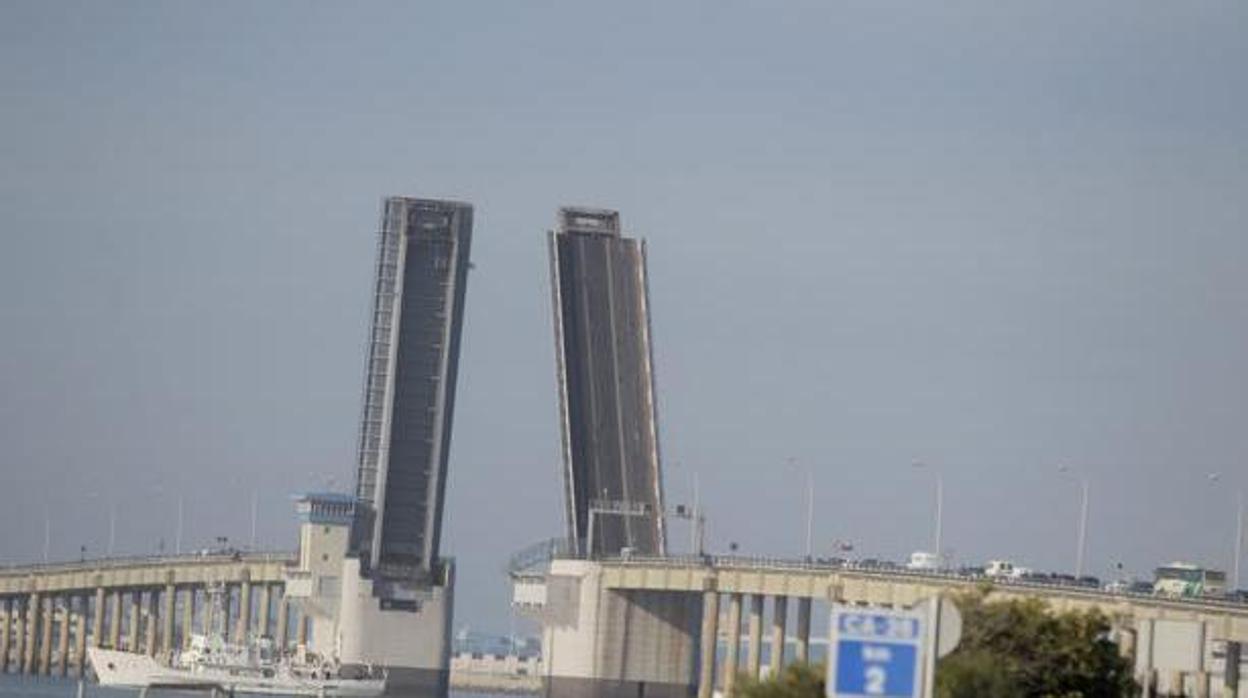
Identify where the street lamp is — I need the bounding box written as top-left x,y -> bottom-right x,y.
42,507 -> 50,563
176,495 -> 185,555
87,491 -> 117,556
787,457 -> 815,560
1208,473 -> 1243,591
250,490 -> 259,550
911,461 -> 943,565
667,461 -> 702,555
1058,465 -> 1090,579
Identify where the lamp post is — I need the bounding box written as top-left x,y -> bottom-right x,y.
667,461 -> 702,555
912,461 -> 943,565
175,495 -> 184,555
87,491 -> 116,556
1058,465 -> 1090,579
787,458 -> 815,560
42,509 -> 50,563
250,490 -> 259,550
1208,473 -> 1243,591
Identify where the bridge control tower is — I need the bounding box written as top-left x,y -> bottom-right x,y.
338,196 -> 473,694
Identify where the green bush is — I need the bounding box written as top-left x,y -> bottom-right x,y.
935,588 -> 1135,698
739,662 -> 824,698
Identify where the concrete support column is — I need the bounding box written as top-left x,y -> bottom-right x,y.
109,591 -> 121,649
128,591 -> 141,652
275,598 -> 289,651
746,594 -> 764,679
145,591 -> 158,657
256,585 -> 272,639
91,588 -> 105,648
0,598 -> 11,674
721,593 -> 743,697
1166,671 -> 1184,696
1225,641 -> 1241,696
794,597 -> 812,665
74,596 -> 88,676
295,606 -> 308,647
219,586 -> 232,641
236,578 -> 252,642
697,590 -> 720,698
39,597 -> 53,675
23,592 -> 41,674
162,585 -> 175,653
181,588 -> 194,649
205,590 -> 217,638
57,598 -> 71,676
769,596 -> 788,676
1193,670 -> 1210,698
13,600 -> 26,675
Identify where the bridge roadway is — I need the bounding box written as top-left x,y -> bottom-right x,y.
573,554 -> 1248,697
0,552 -> 300,678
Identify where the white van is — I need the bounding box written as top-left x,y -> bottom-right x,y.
985,560 -> 1030,579
906,551 -> 941,571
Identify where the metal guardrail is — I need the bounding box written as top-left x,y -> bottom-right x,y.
0,550 -> 298,576
507,538 -> 573,575
589,553 -> 1248,614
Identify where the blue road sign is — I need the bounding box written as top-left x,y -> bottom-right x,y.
827,607 -> 926,698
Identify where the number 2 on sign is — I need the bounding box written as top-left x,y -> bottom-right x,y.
865,665 -> 886,694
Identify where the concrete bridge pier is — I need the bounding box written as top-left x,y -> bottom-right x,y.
1166,670 -> 1184,696
697,589 -> 719,698
769,596 -> 788,675
794,597 -> 812,664
1193,669 -> 1210,698
91,588 -> 104,649
23,591 -> 40,674
295,605 -> 308,647
746,594 -> 763,679
74,595 -> 88,676
162,584 -> 175,653
275,596 -> 289,650
181,588 -> 195,649
127,591 -> 141,652
108,591 -> 121,648
0,598 -> 11,673
1225,641 -> 1241,695
221,585 -> 233,641
256,584 -> 271,639
536,560 -> 700,698
144,591 -> 158,656
12,599 -> 26,674
39,596 -> 53,675
1138,667 -> 1156,697
56,598 -> 70,675
720,593 -> 742,697
236,574 -> 252,642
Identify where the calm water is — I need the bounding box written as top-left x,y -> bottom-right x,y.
0,675 -> 507,698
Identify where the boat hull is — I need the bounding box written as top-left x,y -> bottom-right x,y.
88,648 -> 385,697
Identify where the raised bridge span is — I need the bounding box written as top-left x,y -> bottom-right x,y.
0,552 -> 298,678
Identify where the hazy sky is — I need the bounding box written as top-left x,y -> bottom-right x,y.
2,1 -> 1246,634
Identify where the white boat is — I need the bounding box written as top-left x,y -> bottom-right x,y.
89,640 -> 385,696
88,585 -> 385,696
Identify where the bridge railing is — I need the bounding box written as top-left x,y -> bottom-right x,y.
589,553 -> 1248,612
0,550 -> 298,576
507,538 -> 573,575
